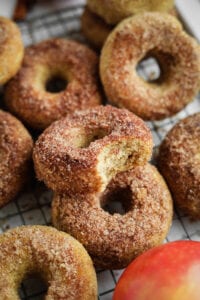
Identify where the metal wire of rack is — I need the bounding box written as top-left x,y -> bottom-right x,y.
0,1 -> 200,299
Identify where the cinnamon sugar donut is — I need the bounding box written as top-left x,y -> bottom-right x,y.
4,39 -> 102,130
100,13 -> 200,120
158,113 -> 200,219
170,7 -> 178,18
0,225 -> 97,299
0,110 -> 33,208
81,7 -> 113,49
33,106 -> 153,195
0,16 -> 24,85
81,7 -> 178,50
87,0 -> 174,24
52,164 -> 173,269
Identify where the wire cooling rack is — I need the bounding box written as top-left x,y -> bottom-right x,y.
1,1 -> 200,299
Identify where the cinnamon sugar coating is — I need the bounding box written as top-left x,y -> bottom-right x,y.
87,0 -> 174,24
0,110 -> 33,207
81,7 -> 113,49
158,113 -> 200,219
0,16 -> 24,85
33,106 -> 153,195
81,7 -> 178,50
52,164 -> 173,269
4,39 -> 102,130
100,13 -> 200,120
0,226 -> 97,299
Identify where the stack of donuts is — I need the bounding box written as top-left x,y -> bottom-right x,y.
0,0 -> 200,298
81,0 -> 177,49
33,105 -> 173,269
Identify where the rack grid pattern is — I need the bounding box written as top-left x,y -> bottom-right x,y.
0,2 -> 200,299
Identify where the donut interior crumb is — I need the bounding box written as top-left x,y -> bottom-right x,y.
97,139 -> 144,189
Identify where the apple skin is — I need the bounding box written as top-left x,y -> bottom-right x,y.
113,241 -> 200,300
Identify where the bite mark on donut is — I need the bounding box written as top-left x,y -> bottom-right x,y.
97,139 -> 148,190
33,106 -> 153,195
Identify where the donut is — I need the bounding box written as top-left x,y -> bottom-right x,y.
0,225 -> 97,299
158,113 -> 200,219
33,105 -> 153,195
0,16 -> 24,85
81,7 -> 178,50
0,110 -> 33,208
4,39 -> 102,130
52,164 -> 173,269
170,7 -> 178,18
87,0 -> 174,24
81,7 -> 113,49
100,13 -> 200,120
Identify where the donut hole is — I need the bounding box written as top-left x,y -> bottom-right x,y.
101,185 -> 133,215
19,272 -> 47,299
82,131 -> 108,148
45,75 -> 68,93
71,128 -> 108,148
136,56 -> 161,83
136,51 -> 176,84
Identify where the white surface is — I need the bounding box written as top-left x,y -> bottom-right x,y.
176,0 -> 200,42
0,0 -> 16,18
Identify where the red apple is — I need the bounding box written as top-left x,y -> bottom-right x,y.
113,241 -> 200,300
